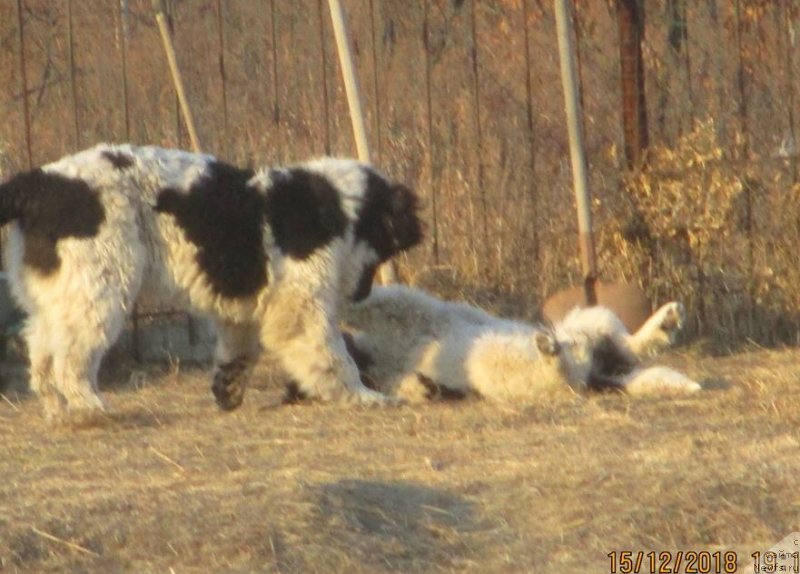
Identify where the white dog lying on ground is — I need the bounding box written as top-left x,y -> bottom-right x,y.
335,285 -> 701,403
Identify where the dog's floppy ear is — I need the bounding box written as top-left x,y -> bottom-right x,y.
384,183 -> 423,254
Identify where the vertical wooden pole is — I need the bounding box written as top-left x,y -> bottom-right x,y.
616,0 -> 649,168
521,0 -> 539,269
422,0 -> 439,264
783,0 -> 798,182
469,0 -> 489,273
317,0 -> 332,155
215,0 -> 229,158
269,0 -> 283,163
15,0 -> 33,169
554,0 -> 597,305
368,0 -> 383,163
734,0 -> 754,335
327,0 -> 397,283
117,0 -> 131,141
680,1 -> 694,129
734,0 -> 749,156
116,0 -> 138,360
66,0 -> 80,149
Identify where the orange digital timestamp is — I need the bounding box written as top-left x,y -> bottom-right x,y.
607,550 -> 738,574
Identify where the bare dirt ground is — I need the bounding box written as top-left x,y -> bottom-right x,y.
1,345 -> 799,573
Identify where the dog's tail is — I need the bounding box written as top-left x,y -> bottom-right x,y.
0,168 -> 105,239
0,169 -> 34,226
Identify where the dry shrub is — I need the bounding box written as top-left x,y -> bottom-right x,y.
601,119 -> 800,347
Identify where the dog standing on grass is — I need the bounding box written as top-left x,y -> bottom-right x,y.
0,144 -> 422,419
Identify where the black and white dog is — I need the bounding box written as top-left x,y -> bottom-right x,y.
0,144 -> 422,418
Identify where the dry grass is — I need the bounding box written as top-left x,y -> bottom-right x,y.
1,4 -> 798,570
1,345 -> 798,574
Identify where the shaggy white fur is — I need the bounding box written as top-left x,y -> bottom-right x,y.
0,144 -> 422,418
620,366 -> 702,396
342,285 -> 580,402
556,302 -> 684,361
342,285 -> 701,402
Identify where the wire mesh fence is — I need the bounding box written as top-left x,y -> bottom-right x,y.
0,0 -> 798,345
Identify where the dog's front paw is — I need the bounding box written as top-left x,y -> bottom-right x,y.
658,302 -> 685,337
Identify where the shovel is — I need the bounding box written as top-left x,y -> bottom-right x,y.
542,0 -> 650,332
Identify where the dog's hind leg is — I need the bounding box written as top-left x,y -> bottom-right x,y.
49,260 -> 140,417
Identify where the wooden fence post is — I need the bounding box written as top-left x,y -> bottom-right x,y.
422,0 -> 439,264
15,0 -> 32,169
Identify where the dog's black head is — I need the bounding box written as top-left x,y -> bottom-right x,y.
346,169 -> 423,302
259,160 -> 423,303
355,171 -> 424,262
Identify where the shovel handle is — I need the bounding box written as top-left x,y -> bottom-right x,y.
554,0 -> 597,304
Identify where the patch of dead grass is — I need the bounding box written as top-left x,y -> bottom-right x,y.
1,348 -> 799,573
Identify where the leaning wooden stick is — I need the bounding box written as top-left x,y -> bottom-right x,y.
151,0 -> 200,348
327,0 -> 397,284
152,0 -> 202,152
31,526 -> 100,557
327,0 -> 370,162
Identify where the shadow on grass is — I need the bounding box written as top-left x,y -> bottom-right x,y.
309,479 -> 482,572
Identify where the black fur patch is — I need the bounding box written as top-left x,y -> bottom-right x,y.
263,168 -> 348,260
417,374 -> 469,401
0,169 -> 106,275
586,372 -> 627,393
586,335 -> 639,393
282,381 -> 309,404
101,150 -> 134,170
211,355 -> 252,411
342,331 -> 374,373
591,335 -> 639,377
352,262 -> 378,302
155,161 -> 268,299
355,169 -> 423,261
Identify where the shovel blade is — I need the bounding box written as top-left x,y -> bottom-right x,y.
543,281 -> 651,333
